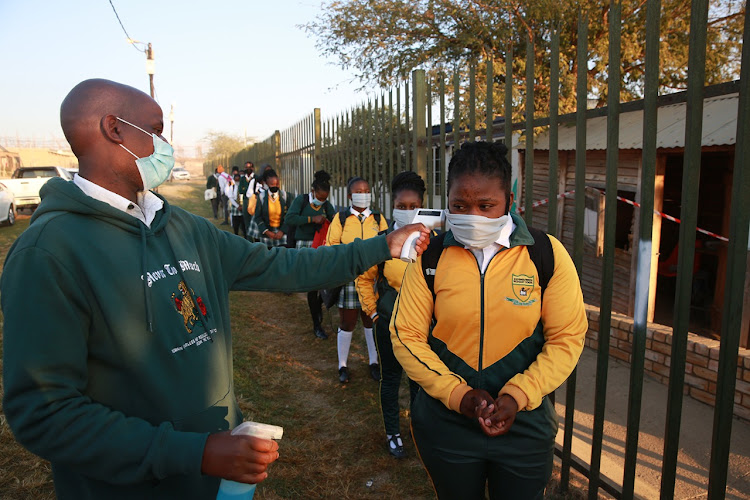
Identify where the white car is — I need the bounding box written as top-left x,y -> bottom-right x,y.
2,166 -> 72,212
0,182 -> 17,226
171,166 -> 191,181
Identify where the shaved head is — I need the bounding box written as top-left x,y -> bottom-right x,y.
60,79 -> 155,156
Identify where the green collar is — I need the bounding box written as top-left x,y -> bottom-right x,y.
443,212 -> 536,248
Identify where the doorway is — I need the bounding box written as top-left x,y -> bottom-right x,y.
652,151 -> 732,338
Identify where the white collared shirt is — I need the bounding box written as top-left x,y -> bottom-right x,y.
73,174 -> 163,228
467,217 -> 516,274
350,206 -> 372,220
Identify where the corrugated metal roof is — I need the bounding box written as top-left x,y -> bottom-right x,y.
530,93 -> 738,151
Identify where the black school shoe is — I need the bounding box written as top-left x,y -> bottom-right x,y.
387,434 -> 407,458
314,326 -> 328,339
369,363 -> 380,382
338,367 -> 350,383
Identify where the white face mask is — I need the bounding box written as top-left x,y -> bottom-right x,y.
391,209 -> 416,228
446,211 -> 512,249
351,192 -> 371,209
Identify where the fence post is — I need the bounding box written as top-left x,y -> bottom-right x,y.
623,2 -> 661,495
524,32 -> 535,223
661,0 -> 709,496
412,69 -> 428,183
708,5 -> 750,495
486,56 -> 494,142
273,130 -> 281,172
315,108 -> 322,171
469,64 -> 476,141
588,2 -> 621,498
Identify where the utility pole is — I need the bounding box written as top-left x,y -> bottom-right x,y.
146,43 -> 155,98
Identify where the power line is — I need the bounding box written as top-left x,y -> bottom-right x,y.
108,0 -> 143,52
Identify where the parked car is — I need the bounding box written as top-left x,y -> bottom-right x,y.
171,166 -> 191,181
2,166 -> 72,212
0,182 -> 16,226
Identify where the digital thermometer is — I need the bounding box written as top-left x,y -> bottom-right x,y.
399,209 -> 445,263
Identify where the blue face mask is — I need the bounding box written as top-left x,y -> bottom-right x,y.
117,117 -> 175,191
311,198 -> 325,207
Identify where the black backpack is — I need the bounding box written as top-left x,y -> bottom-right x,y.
420,226 -> 555,305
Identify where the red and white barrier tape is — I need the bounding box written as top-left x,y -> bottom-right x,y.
517,190 -> 576,213
518,189 -> 729,242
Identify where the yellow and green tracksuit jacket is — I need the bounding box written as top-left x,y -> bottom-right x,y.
390,215 -> 587,414
325,209 -> 389,246
355,226 -> 407,321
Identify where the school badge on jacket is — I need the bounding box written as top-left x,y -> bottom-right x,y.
507,274 -> 537,306
172,280 -> 208,334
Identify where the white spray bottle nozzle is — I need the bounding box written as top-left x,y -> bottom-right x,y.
231,421 -> 284,440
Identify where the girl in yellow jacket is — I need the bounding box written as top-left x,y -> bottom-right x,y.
390,141 -> 588,499
355,171 -> 425,458
326,177 -> 389,383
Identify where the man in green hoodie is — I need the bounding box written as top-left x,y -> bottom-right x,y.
1,79 -> 430,500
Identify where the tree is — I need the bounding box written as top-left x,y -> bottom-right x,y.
203,131 -> 247,160
304,0 -> 745,125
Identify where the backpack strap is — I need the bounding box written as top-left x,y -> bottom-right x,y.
420,232 -> 447,303
336,209 -> 349,229
339,210 -> 382,229
524,226 -> 555,296
376,227 -> 389,277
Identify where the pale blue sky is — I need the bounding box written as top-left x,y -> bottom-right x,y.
0,0 -> 367,156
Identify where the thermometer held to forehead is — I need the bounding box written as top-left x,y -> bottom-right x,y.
399,209 -> 445,263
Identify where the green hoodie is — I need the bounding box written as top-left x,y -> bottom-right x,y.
1,177 -> 392,499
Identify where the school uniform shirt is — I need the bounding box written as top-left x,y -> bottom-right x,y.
217,172 -> 230,194
254,189 -> 291,235
325,207 -> 388,247
390,213 -> 588,413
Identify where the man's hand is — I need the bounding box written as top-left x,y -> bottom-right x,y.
311,215 -> 326,224
385,223 -> 431,259
274,231 -> 285,240
459,389 -> 496,419
478,394 -> 519,437
201,432 -> 280,484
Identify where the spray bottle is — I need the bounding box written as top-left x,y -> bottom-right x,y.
216,421 -> 284,500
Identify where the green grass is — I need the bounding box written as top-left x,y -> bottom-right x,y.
0,180 -> 588,499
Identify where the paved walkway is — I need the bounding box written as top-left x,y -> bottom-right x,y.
555,348 -> 750,499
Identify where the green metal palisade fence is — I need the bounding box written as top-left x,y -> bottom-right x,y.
205,5 -> 747,497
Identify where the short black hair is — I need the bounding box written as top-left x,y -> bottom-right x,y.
447,141 -> 511,198
245,161 -> 253,167
391,171 -> 425,201
231,165 -> 240,173
347,176 -> 367,194
312,170 -> 331,192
